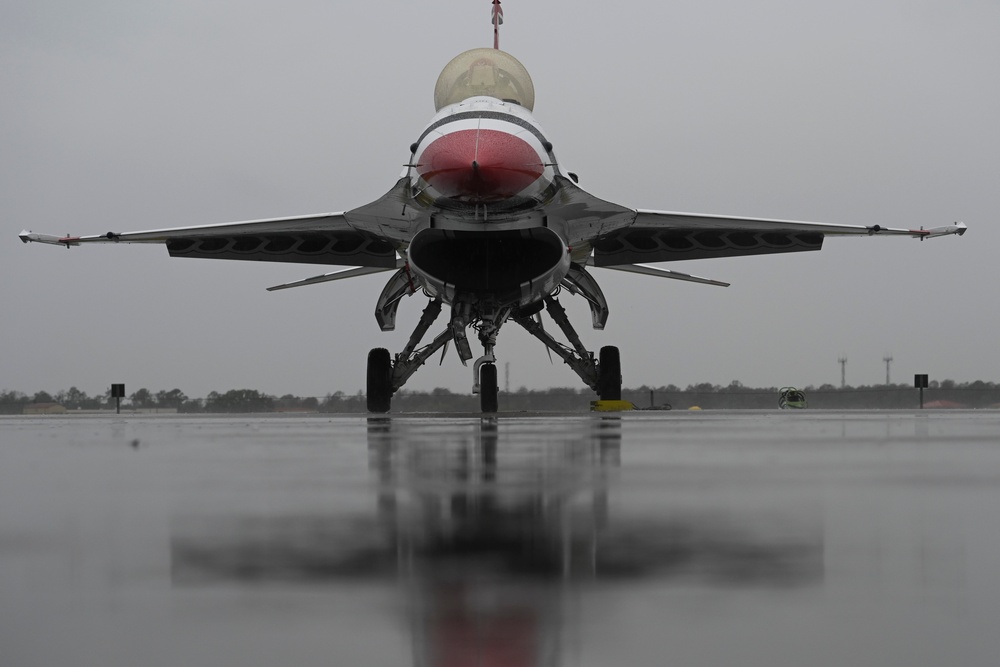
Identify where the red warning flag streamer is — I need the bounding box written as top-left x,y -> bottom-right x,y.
492,0 -> 503,49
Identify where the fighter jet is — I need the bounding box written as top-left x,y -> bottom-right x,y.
19,2 -> 966,413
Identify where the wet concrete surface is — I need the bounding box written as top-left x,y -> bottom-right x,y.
1,411 -> 999,666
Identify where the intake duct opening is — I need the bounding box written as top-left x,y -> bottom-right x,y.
409,228 -> 564,295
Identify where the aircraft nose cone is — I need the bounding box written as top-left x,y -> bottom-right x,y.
417,129 -> 544,203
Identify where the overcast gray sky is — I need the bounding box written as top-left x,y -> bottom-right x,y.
2,0 -> 997,400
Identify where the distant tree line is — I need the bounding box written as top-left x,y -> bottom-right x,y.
3,379 -> 999,414
624,379 -> 1000,410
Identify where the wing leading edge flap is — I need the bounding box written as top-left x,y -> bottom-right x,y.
267,260 -> 406,292
22,212 -> 350,245
586,259 -> 729,287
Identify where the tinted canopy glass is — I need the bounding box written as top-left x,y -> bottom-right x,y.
434,48 -> 535,111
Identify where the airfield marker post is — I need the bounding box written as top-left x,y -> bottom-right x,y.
111,383 -> 125,415
914,374 -> 929,409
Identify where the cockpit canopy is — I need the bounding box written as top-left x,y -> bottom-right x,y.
433,48 -> 535,112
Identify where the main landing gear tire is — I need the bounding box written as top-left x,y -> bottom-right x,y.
480,363 -> 499,414
367,348 -> 392,413
597,345 -> 622,401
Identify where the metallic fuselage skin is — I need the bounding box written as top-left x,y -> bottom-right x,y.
406,97 -> 569,310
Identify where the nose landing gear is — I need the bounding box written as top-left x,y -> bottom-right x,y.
470,305 -> 507,414
479,362 -> 499,413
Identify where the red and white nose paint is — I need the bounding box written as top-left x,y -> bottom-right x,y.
413,99 -> 554,205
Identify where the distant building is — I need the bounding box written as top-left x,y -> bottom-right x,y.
922,400 -> 966,409
23,402 -> 67,415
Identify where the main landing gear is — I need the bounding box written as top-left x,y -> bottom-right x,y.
366,348 -> 393,414
366,300 -> 621,414
365,266 -> 620,414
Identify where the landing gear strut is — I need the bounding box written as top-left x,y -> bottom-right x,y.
513,297 -> 621,400
366,298 -> 453,413
364,265 -> 620,413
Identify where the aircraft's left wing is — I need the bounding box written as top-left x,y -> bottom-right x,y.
20,212 -> 399,268
591,210 -> 966,267
548,176 -> 966,268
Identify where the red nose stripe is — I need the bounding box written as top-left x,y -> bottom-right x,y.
418,129 -> 544,202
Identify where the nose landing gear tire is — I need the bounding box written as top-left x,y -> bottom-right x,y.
480,363 -> 498,413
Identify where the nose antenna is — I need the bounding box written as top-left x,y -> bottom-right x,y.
491,0 -> 503,49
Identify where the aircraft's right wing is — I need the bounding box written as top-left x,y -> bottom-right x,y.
19,179 -> 429,270
19,212 -> 400,268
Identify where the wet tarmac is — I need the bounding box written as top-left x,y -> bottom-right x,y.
2,411 -> 999,666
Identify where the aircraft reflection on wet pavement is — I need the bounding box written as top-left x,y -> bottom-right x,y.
171,417 -> 821,666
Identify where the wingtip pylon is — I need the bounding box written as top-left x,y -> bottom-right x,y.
913,221 -> 967,240
19,230 -> 78,246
